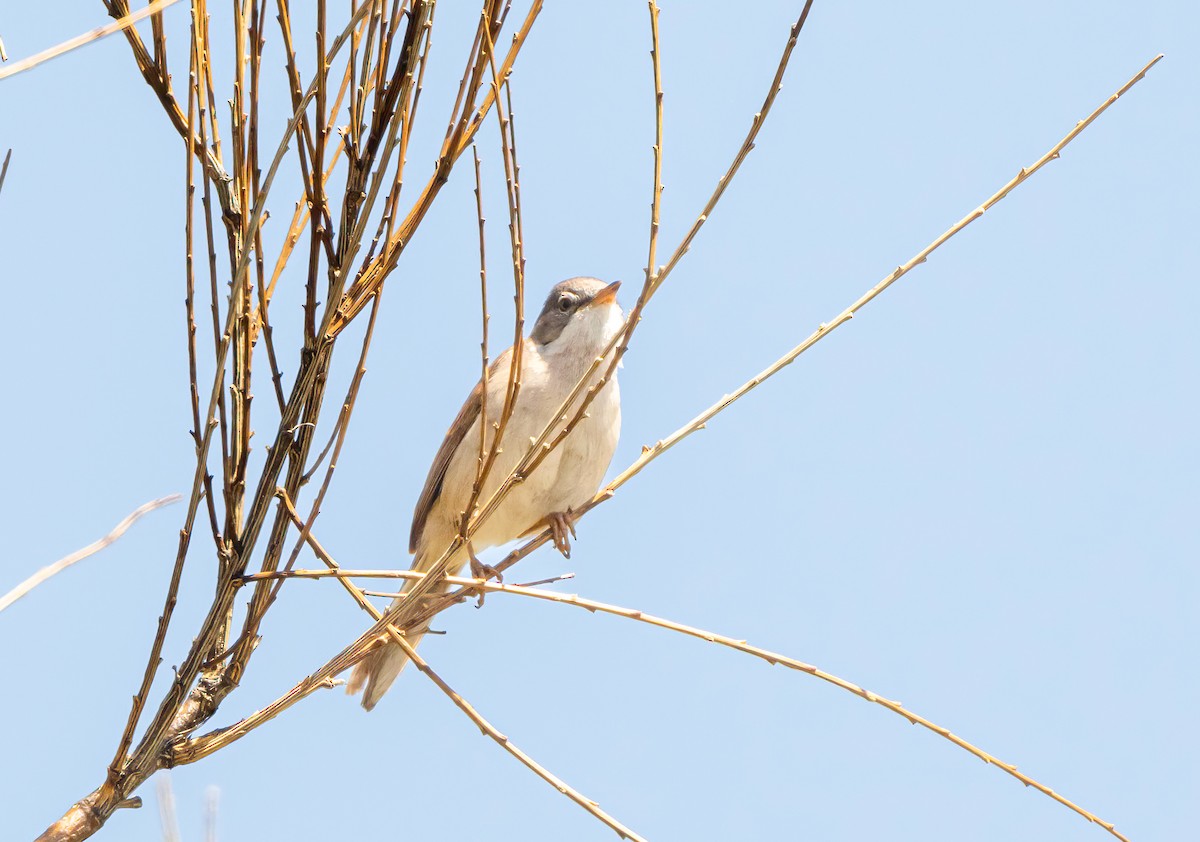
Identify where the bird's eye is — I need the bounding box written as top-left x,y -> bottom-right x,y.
558,295 -> 574,312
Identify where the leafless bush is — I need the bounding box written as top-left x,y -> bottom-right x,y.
0,2 -> 1157,840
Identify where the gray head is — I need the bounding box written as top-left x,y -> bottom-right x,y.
530,277 -> 622,346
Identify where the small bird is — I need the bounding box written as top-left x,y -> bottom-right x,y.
348,277 -> 625,710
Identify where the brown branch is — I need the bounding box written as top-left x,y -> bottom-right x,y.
98,0 -> 239,221
472,580 -> 1132,842
441,2 -> 815,579
457,49 -> 1164,610
458,18 -> 526,550
208,499 -> 648,842
363,0 -> 797,571
224,3 -> 438,675
329,0 -> 436,307
239,293 -> 386,651
190,1 -> 225,548
603,52 -> 1165,497
42,5 -> 549,840
394,635 -> 648,842
327,0 -> 544,335
472,144 -> 491,482
107,24 -> 217,788
643,0 -> 664,288
405,47 -> 1166,735
238,557 -> 1129,840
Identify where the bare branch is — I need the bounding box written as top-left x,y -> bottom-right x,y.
0,148 -> 11,197
643,0 -> 664,288
654,0 -> 814,291
395,635 -> 648,842
0,0 -> 183,81
439,2 -> 817,579
327,0 -> 545,335
424,54 -> 1165,627
472,144 -> 490,487
605,53 -> 1165,495
249,556 -> 1129,840
469,580 -> 1132,842
0,495 -> 180,614
271,499 -> 649,842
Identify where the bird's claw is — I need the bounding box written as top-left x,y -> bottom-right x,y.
468,545 -> 502,608
547,510 -> 577,558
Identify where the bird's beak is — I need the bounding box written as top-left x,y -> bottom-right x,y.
587,280 -> 621,308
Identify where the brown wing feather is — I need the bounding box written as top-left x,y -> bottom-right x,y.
409,349 -> 515,553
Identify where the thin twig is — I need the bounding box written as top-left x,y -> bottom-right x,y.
396,636 -> 648,842
204,786 -> 218,842
0,0 -> 183,81
275,498 -> 648,842
0,148 -> 11,198
106,2 -> 387,807
328,0 -> 544,335
249,292 -> 387,638
40,5 -> 546,840
436,54 -> 1169,615
106,10 -> 225,787
436,3 -> 816,581
468,580 -> 1132,842
459,18 -> 525,549
472,144 -> 490,486
0,495 -> 180,614
155,774 -> 181,842
643,0 -> 664,288
243,559 -> 1127,839
602,52 -> 1166,497
442,52 -> 1164,598
176,495 -> 648,842
398,53 -> 1167,841
330,1 -> 437,316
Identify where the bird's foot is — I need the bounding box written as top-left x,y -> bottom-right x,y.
547,510 -> 578,559
468,545 -> 502,608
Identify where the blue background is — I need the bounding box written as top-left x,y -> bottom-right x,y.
1,2 -> 1196,840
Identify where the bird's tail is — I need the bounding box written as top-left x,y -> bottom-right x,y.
346,546 -> 465,711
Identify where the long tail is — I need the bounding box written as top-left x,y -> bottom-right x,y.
347,625 -> 426,711
346,547 -> 465,710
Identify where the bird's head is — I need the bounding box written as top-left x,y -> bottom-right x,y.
530,277 -> 624,354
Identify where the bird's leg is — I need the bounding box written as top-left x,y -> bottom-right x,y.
547,509 -> 578,559
467,541 -> 501,608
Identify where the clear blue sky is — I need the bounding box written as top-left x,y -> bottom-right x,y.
1,2 -> 1196,840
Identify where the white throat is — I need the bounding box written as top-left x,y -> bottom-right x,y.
543,302 -> 625,366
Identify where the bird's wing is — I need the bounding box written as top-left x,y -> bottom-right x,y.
409,347 -> 517,553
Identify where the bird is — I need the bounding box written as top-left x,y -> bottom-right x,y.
347,277 -> 625,710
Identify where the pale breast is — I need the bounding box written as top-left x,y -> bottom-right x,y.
547,375 -> 621,514
429,345 -> 620,553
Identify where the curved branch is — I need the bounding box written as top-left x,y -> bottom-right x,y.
0,495 -> 180,614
